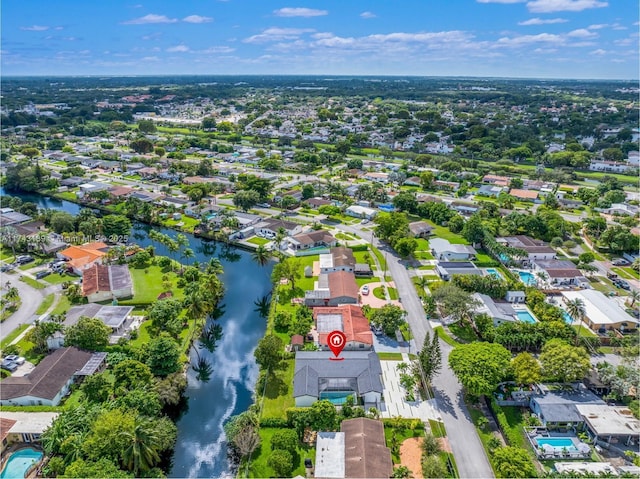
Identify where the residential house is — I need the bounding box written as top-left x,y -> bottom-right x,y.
57,242 -> 109,275
256,218 -> 302,237
433,180 -> 460,192
354,263 -> 373,277
403,176 -> 422,187
482,174 -> 510,187
505,291 -> 526,304
48,304 -> 136,349
473,293 -> 519,326
287,230 -> 337,251
576,404 -> 640,447
509,189 -> 540,202
602,203 -> 639,216
305,271 -> 359,307
562,290 -> 639,333
77,182 -> 110,198
436,261 -> 482,281
533,259 -> 585,287
108,186 -> 133,199
129,190 -> 162,203
0,347 -> 105,406
497,236 -> 556,265
0,209 -> 32,227
450,202 -> 480,216
529,386 -> 605,429
314,418 -> 393,479
320,247 -> 356,273
59,176 -> 86,187
307,197 -> 333,208
293,351 -> 383,408
314,305 -> 373,351
431,238 -> 477,261
589,160 -> 631,173
345,205 -> 378,220
408,221 -> 434,238
477,185 -> 505,197
0,412 -> 59,450
81,264 -> 133,303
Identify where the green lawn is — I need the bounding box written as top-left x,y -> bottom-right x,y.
425,221 -> 469,244
448,322 -> 478,343
162,216 -> 200,233
43,273 -> 78,285
383,424 -> 424,464
356,277 -> 379,286
573,324 -> 597,337
428,419 -> 446,438
19,258 -> 49,270
247,237 -> 270,246
1,324 -> 30,349
388,287 -> 398,300
119,264 -> 183,306
19,276 -> 46,290
436,326 -> 460,347
129,320 -> 153,349
15,336 -> 45,365
353,251 -> 374,267
373,286 -> 386,300
36,293 -> 56,315
378,352 -> 403,361
611,266 -> 639,281
467,402 -> 499,475
399,323 -> 413,341
51,295 -> 72,315
248,427 -> 316,479
261,359 -> 295,419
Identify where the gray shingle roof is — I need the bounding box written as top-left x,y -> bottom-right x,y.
293,351 -> 383,398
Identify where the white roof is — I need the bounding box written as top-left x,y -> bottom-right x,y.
346,205 -> 377,215
576,404 -> 640,437
562,290 -> 639,327
430,238 -> 476,255
0,412 -> 59,434
319,253 -> 334,269
554,462 -> 618,476
315,432 -> 345,478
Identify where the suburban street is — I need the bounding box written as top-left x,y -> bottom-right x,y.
336,222 -> 495,479
1,271 -> 46,336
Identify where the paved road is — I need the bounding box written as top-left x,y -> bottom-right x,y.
0,272 -> 45,339
336,223 -> 494,479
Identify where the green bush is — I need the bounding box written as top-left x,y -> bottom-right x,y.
490,400 -> 524,448
350,244 -> 369,252
259,417 -> 289,428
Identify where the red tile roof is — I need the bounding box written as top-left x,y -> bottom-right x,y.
314,305 -> 373,347
328,271 -> 359,300
0,417 -> 17,443
509,188 -> 539,199
82,264 -> 111,297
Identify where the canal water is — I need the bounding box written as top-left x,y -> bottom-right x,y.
1,188 -> 271,478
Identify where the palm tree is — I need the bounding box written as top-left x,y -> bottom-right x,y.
253,294 -> 271,318
121,418 -> 161,475
5,286 -> 19,305
536,271 -> 548,289
415,275 -> 429,292
181,247 -> 195,266
251,245 -> 271,267
199,323 -> 223,352
565,297 -> 587,344
192,356 -> 213,382
627,290 -> 640,308
205,258 -> 223,275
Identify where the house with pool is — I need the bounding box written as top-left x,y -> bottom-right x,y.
430,238 -> 476,261
293,351 -> 383,409
532,259 -> 587,287
496,236 -> 556,266
529,385 -> 605,430
561,290 -> 639,333
0,412 -> 58,453
472,293 -> 536,326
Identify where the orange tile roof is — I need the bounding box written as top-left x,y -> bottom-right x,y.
0,417 -> 17,443
328,271 -> 359,301
315,304 -> 373,346
60,242 -> 108,271
509,188 -> 539,199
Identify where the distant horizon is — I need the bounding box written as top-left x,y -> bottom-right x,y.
1,74 -> 638,82
2,1 -> 638,79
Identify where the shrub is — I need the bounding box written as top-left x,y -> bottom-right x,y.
270,429 -> 299,454
421,432 -> 442,456
259,417 -> 289,428
268,449 -> 294,477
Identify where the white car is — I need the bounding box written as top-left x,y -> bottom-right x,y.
361,285 -> 370,295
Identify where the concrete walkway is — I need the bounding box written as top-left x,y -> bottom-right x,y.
379,358 -> 441,421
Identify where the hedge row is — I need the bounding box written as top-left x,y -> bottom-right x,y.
489,399 -> 525,449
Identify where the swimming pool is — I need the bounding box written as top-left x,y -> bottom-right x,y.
561,310 -> 574,324
0,448 -> 43,479
517,271 -> 537,286
516,310 -> 537,324
319,392 -> 354,405
486,268 -> 503,280
535,437 -> 579,452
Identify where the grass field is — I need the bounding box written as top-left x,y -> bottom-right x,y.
0,324 -> 29,349
248,427 -> 316,478
119,264 -> 183,306
247,237 -> 270,246
383,424 -> 425,464
43,273 -> 78,285
19,276 -> 46,290
36,293 -> 56,315
378,352 -> 403,361
260,360 -> 295,419
435,326 -> 460,347
51,295 -> 72,315
425,221 -> 469,244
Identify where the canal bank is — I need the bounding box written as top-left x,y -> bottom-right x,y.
0,188 -> 273,478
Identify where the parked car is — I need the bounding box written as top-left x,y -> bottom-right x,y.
1,360 -> 17,372
360,219 -> 369,224
361,285 -> 370,295
4,355 -> 18,362
0,264 -> 14,272
16,255 -> 34,264
617,280 -> 631,290
612,258 -> 630,266
14,356 -> 25,365
607,271 -> 619,280
35,270 -> 51,279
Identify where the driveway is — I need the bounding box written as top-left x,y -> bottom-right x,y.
372,333 -> 417,353
379,358 -> 440,422
336,223 -> 495,479
359,282 -> 402,308
0,270 -> 48,341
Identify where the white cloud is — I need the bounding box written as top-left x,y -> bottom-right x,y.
183,15 -> 213,24
526,0 -> 608,13
567,28 -> 597,38
166,45 -> 190,52
518,17 -> 567,25
360,11 -> 376,19
198,46 -> 236,54
590,49 -> 606,55
587,24 -> 608,29
244,27 -> 315,43
497,33 -> 564,45
20,25 -> 49,31
273,7 -> 328,17
122,14 -> 178,25
141,56 -> 160,61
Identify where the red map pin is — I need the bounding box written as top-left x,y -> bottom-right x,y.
327,330 -> 347,361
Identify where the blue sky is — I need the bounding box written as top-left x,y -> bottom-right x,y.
2,0 -> 638,79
